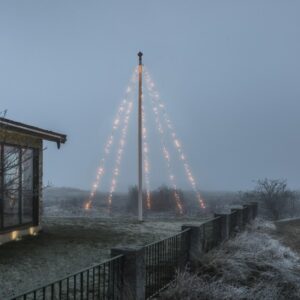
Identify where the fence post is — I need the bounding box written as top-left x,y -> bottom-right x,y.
229,210 -> 238,236
232,208 -> 243,230
250,202 -> 258,219
181,225 -> 203,269
242,205 -> 250,226
111,247 -> 145,300
214,214 -> 229,241
248,204 -> 254,221
212,217 -> 222,246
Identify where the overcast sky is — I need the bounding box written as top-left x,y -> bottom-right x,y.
0,1 -> 299,192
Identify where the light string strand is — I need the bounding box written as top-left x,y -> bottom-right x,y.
148,90 -> 184,214
85,68 -> 138,210
144,67 -> 205,209
142,100 -> 151,210
107,94 -> 135,211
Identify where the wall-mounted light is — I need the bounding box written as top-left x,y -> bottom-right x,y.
11,231 -> 19,240
29,227 -> 37,236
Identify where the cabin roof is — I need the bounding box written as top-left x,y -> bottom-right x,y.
0,118 -> 67,148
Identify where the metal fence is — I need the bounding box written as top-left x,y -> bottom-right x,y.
11,255 -> 124,300
11,202 -> 258,300
144,229 -> 190,299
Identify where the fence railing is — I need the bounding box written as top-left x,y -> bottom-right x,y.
144,229 -> 190,298
11,255 -> 124,300
11,202 -> 258,300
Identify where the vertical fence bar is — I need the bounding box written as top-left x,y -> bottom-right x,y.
102,263 -> 105,300
92,267 -> 95,300
74,274 -> 76,300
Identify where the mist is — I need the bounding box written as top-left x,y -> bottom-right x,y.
1,1 -> 300,192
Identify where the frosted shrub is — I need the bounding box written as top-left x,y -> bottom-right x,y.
160,219 -> 300,300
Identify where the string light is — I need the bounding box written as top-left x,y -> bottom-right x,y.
84,68 -> 138,210
142,103 -> 151,209
86,63 -> 205,216
149,92 -> 184,214
144,67 -> 206,209
107,98 -> 134,210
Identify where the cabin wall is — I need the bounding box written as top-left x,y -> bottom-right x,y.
0,129 -> 42,148
0,226 -> 41,245
0,129 -> 43,244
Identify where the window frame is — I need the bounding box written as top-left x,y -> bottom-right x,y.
0,142 -> 39,233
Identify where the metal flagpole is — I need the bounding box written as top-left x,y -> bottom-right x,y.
137,51 -> 143,221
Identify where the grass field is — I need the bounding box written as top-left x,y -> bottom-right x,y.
0,215 -> 207,299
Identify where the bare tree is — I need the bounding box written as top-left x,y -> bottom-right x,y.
126,185 -> 185,214
126,185 -> 146,213
151,185 -> 185,213
250,179 -> 295,220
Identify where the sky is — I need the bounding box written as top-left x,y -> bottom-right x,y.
0,1 -> 300,192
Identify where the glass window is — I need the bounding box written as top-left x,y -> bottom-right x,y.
3,189 -> 19,227
0,144 -> 38,230
3,145 -> 20,227
3,146 -> 20,190
22,148 -> 34,223
22,190 -> 33,223
22,148 -> 33,190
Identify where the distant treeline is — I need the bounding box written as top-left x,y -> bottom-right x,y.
43,185 -> 241,216
44,180 -> 300,220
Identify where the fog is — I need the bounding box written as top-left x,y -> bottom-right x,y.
1,1 -> 300,191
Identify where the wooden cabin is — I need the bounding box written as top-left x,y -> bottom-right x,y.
0,118 -> 66,244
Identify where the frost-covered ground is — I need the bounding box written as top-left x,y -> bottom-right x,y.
0,215 -> 207,299
2,217 -> 299,300
161,219 -> 300,300
275,218 -> 300,254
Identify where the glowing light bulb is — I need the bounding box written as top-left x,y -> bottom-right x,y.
84,68 -> 137,210
144,67 -> 205,210
142,103 -> 152,210
149,95 -> 184,214
107,98 -> 134,209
